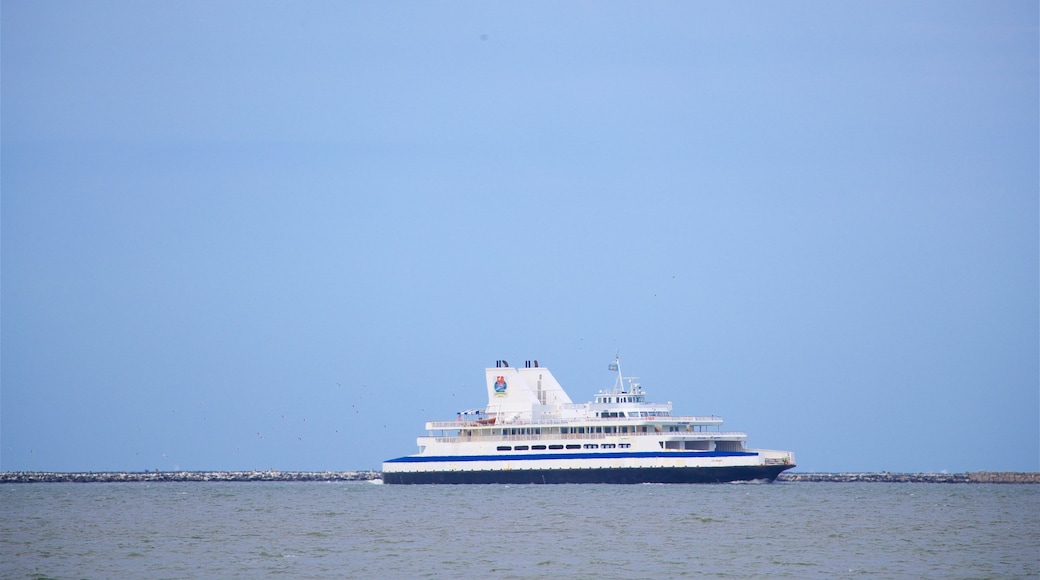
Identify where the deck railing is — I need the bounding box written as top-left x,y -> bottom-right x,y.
428,430 -> 748,444
426,415 -> 723,430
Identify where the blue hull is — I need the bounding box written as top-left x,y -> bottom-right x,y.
383,464 -> 794,484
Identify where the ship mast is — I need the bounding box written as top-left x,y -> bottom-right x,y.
612,354 -> 624,393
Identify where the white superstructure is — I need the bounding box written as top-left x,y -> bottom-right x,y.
382,359 -> 795,484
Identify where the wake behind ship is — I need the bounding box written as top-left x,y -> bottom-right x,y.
382,359 -> 795,484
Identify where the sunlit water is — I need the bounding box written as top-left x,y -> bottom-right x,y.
2,481 -> 1037,578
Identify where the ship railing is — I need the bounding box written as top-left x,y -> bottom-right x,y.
758,450 -> 796,465
426,415 -> 723,430
427,430 -> 749,444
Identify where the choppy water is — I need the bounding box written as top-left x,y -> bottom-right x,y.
2,481 -> 1037,579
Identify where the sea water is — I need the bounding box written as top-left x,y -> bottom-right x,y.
2,481 -> 1037,578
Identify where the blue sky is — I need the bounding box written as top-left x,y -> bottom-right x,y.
2,2 -> 1037,473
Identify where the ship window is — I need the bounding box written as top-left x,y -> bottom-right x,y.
561,428 -> 569,434
621,426 -> 628,433
549,444 -> 564,450
532,445 -> 546,450
595,427 -> 602,433
583,444 -> 599,449
497,446 -> 511,451
565,444 -> 581,449
619,443 -> 631,448
515,445 -> 529,451
602,443 -> 616,449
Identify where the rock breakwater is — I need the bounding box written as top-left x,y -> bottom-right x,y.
2,470 -> 1037,484
777,471 -> 1040,484
0,470 -> 382,483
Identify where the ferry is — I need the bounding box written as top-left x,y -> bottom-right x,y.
382,358 -> 795,484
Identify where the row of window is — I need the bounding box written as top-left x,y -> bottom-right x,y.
466,425 -> 707,437
495,443 -> 633,451
594,394 -> 648,405
593,396 -> 647,404
561,426 -> 646,434
462,420 -> 698,438
484,424 -> 652,436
